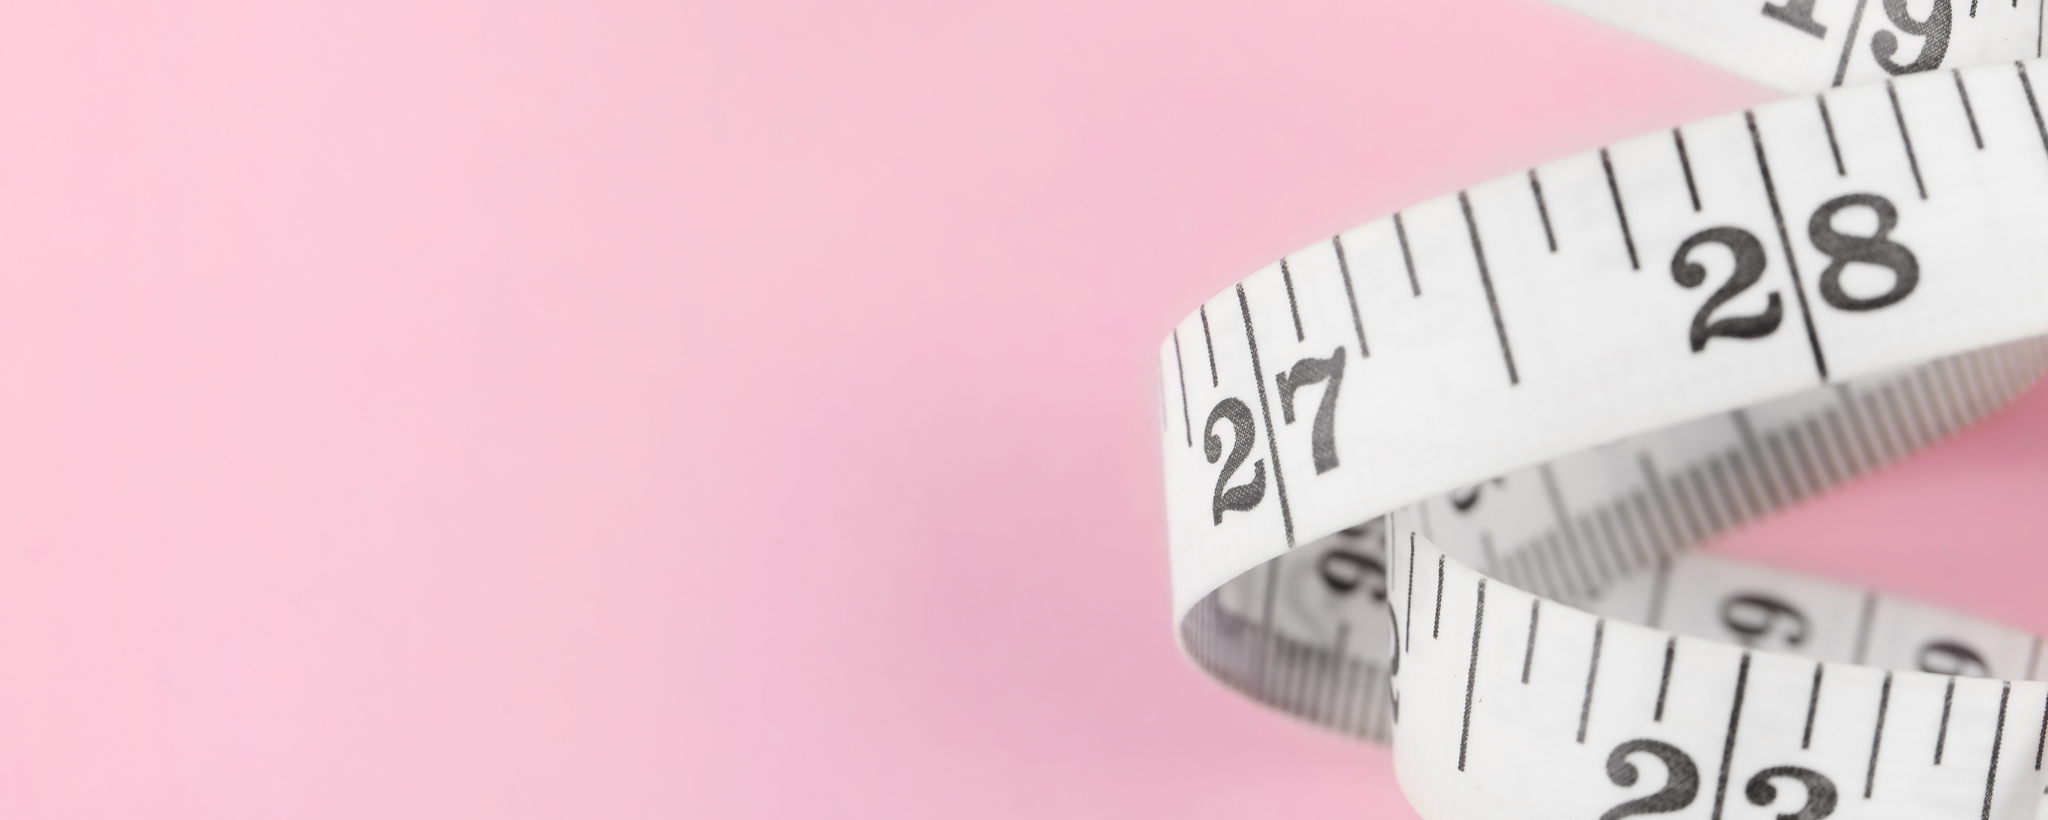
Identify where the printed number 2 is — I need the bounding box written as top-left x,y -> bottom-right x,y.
1206,398 -> 1265,524
1601,740 -> 1699,820
1276,347 -> 1346,474
1672,227 -> 1782,352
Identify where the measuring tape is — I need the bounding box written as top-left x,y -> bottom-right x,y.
1158,2 -> 2048,818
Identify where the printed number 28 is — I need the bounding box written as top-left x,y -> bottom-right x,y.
1672,193 -> 1917,352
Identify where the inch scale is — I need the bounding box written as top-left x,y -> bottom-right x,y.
1158,5 -> 2048,820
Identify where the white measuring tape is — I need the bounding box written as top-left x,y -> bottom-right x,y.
1159,2 -> 2048,819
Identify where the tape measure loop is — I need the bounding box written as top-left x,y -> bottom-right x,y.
1161,6 -> 2048,818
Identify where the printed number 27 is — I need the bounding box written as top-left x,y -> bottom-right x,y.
1206,345 -> 1349,525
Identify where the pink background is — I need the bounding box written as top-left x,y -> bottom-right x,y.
1,0 -> 2045,816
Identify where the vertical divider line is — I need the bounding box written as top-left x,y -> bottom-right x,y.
1832,0 -> 1872,87
1405,535 -> 1416,652
1708,653 -> 1753,820
1886,81 -> 1928,199
1458,580 -> 1486,771
1655,638 -> 1677,721
1200,306 -> 1218,387
1458,192 -> 1520,386
1576,619 -> 1605,743
1598,148 -> 1640,269
1937,677 -> 1957,764
1332,236 -> 1370,357
1982,681 -> 2011,820
2019,62 -> 2048,158
1867,672 -> 1893,798
1281,259 -> 1304,341
1673,129 -> 1702,210
1818,96 -> 1848,175
1393,213 -> 1421,296
1173,332 -> 1192,447
1745,111 -> 1831,382
1521,599 -> 1540,684
2033,688 -> 2047,769
1802,663 -> 1824,749
1955,69 -> 1986,149
1432,556 -> 1446,639
1528,170 -> 1558,251
1235,284 -> 1294,547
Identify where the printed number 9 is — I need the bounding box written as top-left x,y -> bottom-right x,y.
1917,640 -> 1989,677
1317,547 -> 1386,600
1872,0 -> 1951,76
1720,594 -> 1810,649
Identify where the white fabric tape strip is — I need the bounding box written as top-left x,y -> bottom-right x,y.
1158,6 -> 2048,820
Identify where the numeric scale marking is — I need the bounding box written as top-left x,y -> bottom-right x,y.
1159,9 -> 2048,820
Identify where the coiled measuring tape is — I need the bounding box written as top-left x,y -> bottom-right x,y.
1158,2 -> 2048,819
